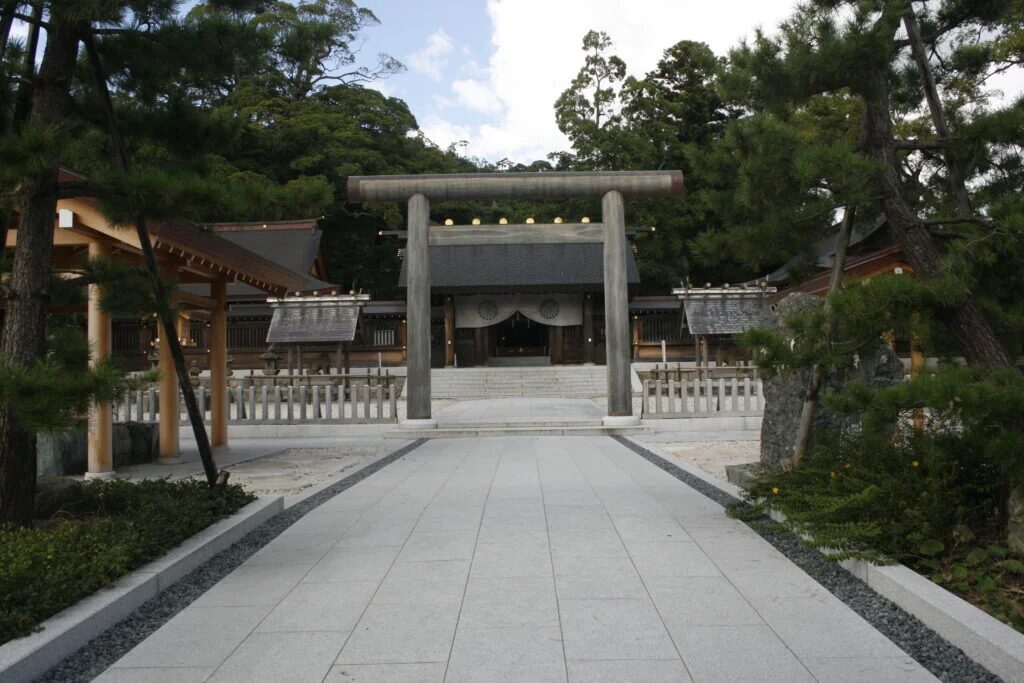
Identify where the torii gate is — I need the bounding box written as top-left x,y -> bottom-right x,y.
347,170 -> 684,428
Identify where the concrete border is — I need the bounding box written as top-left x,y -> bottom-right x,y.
0,495 -> 282,683
621,436 -> 1024,681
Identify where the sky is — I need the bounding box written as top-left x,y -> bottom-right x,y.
357,0 -> 801,163
356,0 -> 1024,164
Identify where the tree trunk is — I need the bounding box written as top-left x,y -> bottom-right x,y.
792,205 -> 857,466
903,10 -> 972,217
0,16 -> 81,526
862,79 -> 1013,369
83,35 -> 222,488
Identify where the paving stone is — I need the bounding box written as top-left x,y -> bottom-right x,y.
326,663 -> 447,682
446,627 -> 566,683
626,541 -> 722,578
94,667 -> 216,682
111,605 -> 271,668
645,575 -> 763,628
373,559 -> 470,605
459,577 -> 559,628
672,625 -> 815,682
801,657 -> 939,682
552,555 -> 649,599
191,563 -> 309,607
207,631 -> 346,682
302,545 -> 401,583
559,598 -> 679,661
256,580 -> 379,632
337,601 -> 460,664
245,532 -> 338,566
395,529 -> 478,562
471,539 -> 553,578
566,659 -> 693,682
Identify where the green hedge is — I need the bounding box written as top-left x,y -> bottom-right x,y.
0,479 -> 255,645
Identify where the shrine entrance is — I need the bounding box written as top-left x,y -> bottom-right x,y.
347,170 -> 684,427
493,313 -> 549,360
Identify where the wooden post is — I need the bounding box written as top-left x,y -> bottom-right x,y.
631,315 -> 641,360
158,261 -> 181,463
552,325 -> 564,364
444,296 -> 455,367
398,318 -> 408,361
86,240 -> 114,478
210,280 -> 228,447
474,326 -> 487,366
583,293 -> 595,364
296,343 -> 304,375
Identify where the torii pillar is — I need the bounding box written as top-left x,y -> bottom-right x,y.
347,170 -> 684,427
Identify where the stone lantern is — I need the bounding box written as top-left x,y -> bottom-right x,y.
261,346 -> 281,376
188,360 -> 202,388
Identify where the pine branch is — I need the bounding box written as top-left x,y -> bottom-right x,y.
923,216 -> 998,230
893,139 -> 948,151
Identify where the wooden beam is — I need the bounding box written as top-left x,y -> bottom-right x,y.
348,170 -> 684,203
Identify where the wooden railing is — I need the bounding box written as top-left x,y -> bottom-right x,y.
112,374 -> 399,425
641,375 -> 764,418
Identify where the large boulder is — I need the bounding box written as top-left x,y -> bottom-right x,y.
760,293 -> 905,465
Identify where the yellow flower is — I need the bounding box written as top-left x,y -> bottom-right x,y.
772,487 -> 780,495
843,463 -> 852,469
911,460 -> 920,468
830,471 -> 838,479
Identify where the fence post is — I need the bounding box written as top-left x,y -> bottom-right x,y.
668,378 -> 676,413
730,377 -> 739,413
325,384 -> 334,419
655,378 -> 663,414
261,385 -> 269,421
642,380 -> 651,417
274,386 -> 282,420
312,385 -> 320,420
389,382 -> 397,421
717,378 -> 725,414
148,388 -> 156,421
299,385 -> 307,421
197,387 -> 207,424
248,386 -> 256,424
364,382 -> 371,419
376,382 -> 383,419
704,376 -> 712,416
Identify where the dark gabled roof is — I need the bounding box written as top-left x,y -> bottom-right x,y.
149,219 -> 308,294
684,296 -> 773,335
208,223 -> 331,296
630,296 -> 680,312
398,243 -> 640,293
266,302 -> 360,343
760,213 -> 889,285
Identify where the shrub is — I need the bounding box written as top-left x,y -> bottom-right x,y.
739,365 -> 1024,630
0,479 -> 254,645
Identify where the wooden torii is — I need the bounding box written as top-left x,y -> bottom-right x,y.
347,170 -> 684,427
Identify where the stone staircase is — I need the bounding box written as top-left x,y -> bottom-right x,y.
430,366 -> 613,400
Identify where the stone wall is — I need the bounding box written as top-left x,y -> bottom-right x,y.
37,422 -> 160,476
760,293 -> 905,465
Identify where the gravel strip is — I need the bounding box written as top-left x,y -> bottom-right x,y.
613,436 -> 1000,683
36,439 -> 426,683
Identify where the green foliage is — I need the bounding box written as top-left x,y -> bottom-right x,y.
0,324 -> 153,432
0,478 -> 254,645
742,364 -> 1024,628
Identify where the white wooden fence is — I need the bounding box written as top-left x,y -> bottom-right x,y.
113,377 -> 398,425
641,375 -> 764,418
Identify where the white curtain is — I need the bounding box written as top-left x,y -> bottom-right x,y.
455,294 -> 582,328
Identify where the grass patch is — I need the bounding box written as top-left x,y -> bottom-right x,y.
0,479 -> 255,645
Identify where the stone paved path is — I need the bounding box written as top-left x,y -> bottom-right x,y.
96,437 -> 935,682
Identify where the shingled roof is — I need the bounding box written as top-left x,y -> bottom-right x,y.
398,243 -> 640,293
266,296 -> 367,344
683,296 -> 773,336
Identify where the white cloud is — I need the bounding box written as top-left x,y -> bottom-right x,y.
420,0 -> 800,162
407,29 -> 454,81
451,79 -> 503,114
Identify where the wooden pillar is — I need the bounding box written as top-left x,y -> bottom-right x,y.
405,193 -> 432,421
474,327 -> 487,366
286,345 -> 294,375
582,293 -> 595,364
911,332 -> 925,431
444,296 -> 455,367
631,315 -> 641,360
602,190 -> 633,417
398,318 -> 408,361
158,262 -> 181,463
86,240 -> 114,479
296,343 -> 304,375
210,280 -> 228,447
551,325 -> 564,364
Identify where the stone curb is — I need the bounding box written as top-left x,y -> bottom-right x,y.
0,495 -> 283,683
623,436 -> 1024,682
